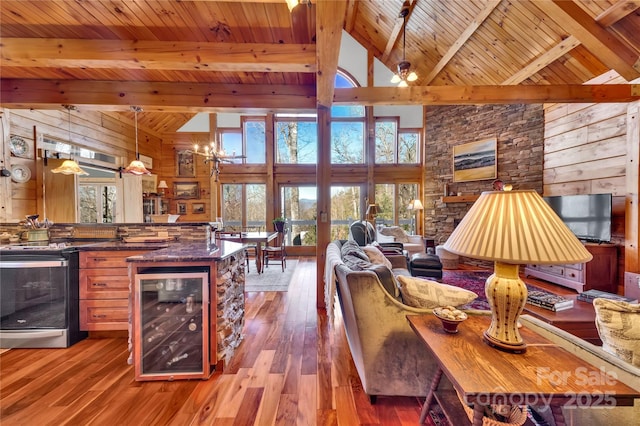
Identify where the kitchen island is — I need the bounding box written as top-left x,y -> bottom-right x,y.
127,240 -> 246,380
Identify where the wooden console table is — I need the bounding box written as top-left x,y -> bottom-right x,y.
408,314 -> 639,426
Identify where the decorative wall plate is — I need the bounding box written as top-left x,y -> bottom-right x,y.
11,164 -> 31,183
9,135 -> 30,158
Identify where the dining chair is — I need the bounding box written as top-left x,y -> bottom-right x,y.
242,226 -> 262,272
263,228 -> 287,272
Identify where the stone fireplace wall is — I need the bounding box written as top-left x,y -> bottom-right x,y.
424,104 -> 544,265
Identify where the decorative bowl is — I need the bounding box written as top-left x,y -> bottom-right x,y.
433,306 -> 468,333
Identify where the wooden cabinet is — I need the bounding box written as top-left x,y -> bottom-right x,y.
143,195 -> 168,222
524,243 -> 617,293
79,250 -> 146,331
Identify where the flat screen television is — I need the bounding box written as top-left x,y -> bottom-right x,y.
543,193 -> 612,243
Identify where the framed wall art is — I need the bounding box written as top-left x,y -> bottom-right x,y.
176,149 -> 196,177
192,203 -> 205,214
174,181 -> 200,199
453,138 -> 497,182
177,202 -> 187,215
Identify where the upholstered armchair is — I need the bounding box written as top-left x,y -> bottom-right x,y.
377,226 -> 425,257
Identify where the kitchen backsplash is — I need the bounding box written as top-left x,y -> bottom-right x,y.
0,222 -> 209,242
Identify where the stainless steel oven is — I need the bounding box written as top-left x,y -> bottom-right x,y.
0,244 -> 87,348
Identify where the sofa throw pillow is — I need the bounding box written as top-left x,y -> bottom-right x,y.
362,245 -> 393,270
379,226 -> 409,243
396,275 -> 477,309
593,298 -> 640,367
376,232 -> 396,243
365,264 -> 400,299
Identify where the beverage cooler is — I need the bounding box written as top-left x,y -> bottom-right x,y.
133,270 -> 211,381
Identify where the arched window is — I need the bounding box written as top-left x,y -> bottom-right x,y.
331,70 -> 365,164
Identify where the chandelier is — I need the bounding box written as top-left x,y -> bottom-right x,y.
189,140 -> 245,182
51,105 -> 89,176
123,106 -> 151,175
390,6 -> 418,87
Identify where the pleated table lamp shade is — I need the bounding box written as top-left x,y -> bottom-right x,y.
443,189 -> 592,352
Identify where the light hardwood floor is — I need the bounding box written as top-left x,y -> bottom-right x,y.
0,257 -> 423,425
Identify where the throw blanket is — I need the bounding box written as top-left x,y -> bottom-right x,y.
324,243 -> 343,321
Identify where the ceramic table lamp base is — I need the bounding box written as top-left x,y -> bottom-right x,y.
483,262 -> 528,353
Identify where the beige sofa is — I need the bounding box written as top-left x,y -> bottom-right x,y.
326,240 -> 487,401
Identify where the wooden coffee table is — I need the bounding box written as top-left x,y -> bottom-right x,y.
408,314 -> 639,426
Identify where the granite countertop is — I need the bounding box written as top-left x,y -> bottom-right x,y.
125,240 -> 245,263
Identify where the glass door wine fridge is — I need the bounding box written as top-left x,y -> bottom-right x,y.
133,271 -> 210,381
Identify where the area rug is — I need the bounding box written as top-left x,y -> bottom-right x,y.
439,270 -> 548,311
245,260 -> 297,292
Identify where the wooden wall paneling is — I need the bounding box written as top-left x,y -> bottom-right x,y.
209,114 -> 218,220
625,102 -> 640,273
543,137 -> 627,169
543,156 -> 626,185
544,103 -> 628,138
0,109 -> 14,221
43,158 -> 77,223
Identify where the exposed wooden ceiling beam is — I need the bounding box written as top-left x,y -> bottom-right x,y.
0,39 -> 316,73
595,1 -> 640,26
333,84 -> 640,105
315,0 -> 347,108
502,35 -> 582,85
422,0 -> 500,84
533,0 -> 640,81
0,79 -> 316,110
2,79 -> 638,109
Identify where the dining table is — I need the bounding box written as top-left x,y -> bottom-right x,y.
216,231 -> 278,274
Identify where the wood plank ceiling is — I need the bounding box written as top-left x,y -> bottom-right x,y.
1,0 -> 639,134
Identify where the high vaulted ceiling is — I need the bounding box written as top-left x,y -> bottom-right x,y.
1,0 -> 639,134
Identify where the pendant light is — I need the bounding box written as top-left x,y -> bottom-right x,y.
123,106 -> 151,175
390,6 -> 418,87
51,105 -> 89,176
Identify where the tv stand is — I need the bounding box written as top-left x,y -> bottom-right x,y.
524,243 -> 617,293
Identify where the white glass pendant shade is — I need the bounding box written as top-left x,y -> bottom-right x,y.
52,159 -> 89,176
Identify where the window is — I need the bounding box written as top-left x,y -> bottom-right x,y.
331,121 -> 365,164
331,71 -> 365,164
220,130 -> 243,163
375,183 -> 418,233
244,119 -> 266,164
399,130 -> 419,163
375,119 -> 420,164
220,118 -> 266,164
331,185 -> 362,240
280,185 -> 317,246
221,183 -> 266,230
275,120 -> 317,164
78,183 -> 116,223
375,120 -> 397,164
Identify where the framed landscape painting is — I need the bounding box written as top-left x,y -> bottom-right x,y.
453,138 -> 497,182
174,182 -> 200,199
